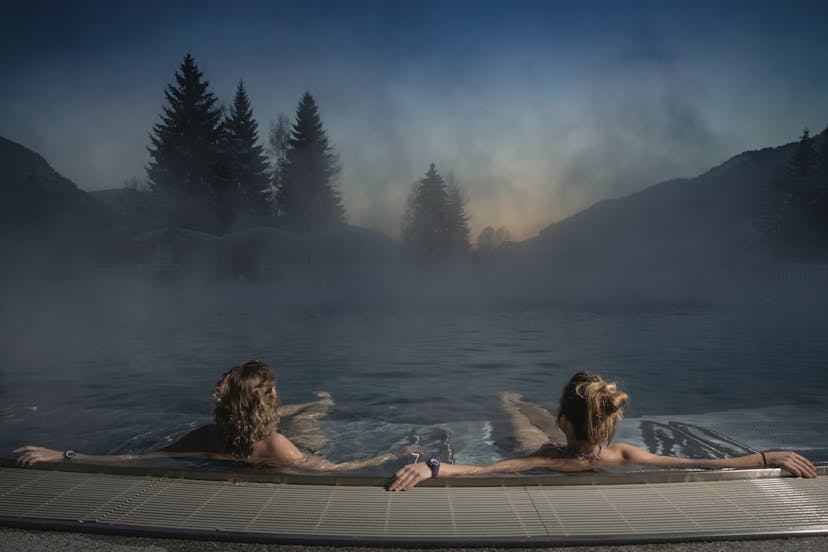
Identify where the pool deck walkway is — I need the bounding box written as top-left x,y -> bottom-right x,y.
0,463 -> 826,547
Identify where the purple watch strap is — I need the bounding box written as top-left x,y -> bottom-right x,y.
426,458 -> 440,478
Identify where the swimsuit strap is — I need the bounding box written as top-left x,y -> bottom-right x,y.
539,442 -> 602,462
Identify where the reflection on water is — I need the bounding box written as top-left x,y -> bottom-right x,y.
640,421 -> 756,458
1,280 -> 827,470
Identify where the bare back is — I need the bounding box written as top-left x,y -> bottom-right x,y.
162,424 -> 307,466
161,424 -> 225,454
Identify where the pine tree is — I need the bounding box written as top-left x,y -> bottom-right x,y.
147,54 -> 222,228
445,172 -> 471,254
787,128 -> 818,201
218,80 -> 271,228
275,92 -> 345,230
778,128 -> 821,251
402,163 -> 451,257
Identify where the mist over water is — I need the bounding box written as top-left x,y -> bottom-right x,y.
2,275 -> 826,472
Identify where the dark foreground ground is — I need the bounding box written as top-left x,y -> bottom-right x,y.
2,528 -> 826,552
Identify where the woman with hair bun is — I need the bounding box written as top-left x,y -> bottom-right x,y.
389,372 -> 816,491
17,359 -> 415,471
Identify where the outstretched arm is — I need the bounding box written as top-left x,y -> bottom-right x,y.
14,446 -> 195,467
15,442 -> 405,472
610,443 -> 817,478
388,445 -> 819,491
388,455 -> 595,491
17,429 -> 418,473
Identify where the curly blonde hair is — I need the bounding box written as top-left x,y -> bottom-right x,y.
212,359 -> 280,458
558,372 -> 629,449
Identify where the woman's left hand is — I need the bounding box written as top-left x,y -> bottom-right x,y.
14,446 -> 64,467
388,462 -> 431,491
765,451 -> 817,478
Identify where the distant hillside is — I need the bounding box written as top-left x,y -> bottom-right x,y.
0,136 -> 83,196
0,136 -> 96,233
525,133 -> 825,269
0,136 -> 130,274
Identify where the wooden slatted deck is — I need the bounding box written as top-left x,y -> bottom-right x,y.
0,464 -> 826,546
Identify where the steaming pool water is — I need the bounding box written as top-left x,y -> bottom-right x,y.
2,279 -> 827,475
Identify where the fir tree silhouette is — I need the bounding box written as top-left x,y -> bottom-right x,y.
275,92 -> 345,231
778,128 -> 822,252
146,53 -> 222,230
215,80 -> 271,231
403,163 -> 451,258
788,128 -> 817,188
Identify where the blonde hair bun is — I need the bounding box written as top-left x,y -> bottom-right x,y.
560,372 -> 628,448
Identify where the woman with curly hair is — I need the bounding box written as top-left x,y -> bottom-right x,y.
17,359 -> 412,471
389,372 -> 816,491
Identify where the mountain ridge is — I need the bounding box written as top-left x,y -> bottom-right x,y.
525,132 -> 826,268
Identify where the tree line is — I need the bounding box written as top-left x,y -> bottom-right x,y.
146,54 -> 343,234
144,53 -> 482,259
759,127 -> 828,257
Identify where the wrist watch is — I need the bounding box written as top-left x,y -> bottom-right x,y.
63,450 -> 76,461
426,458 -> 440,478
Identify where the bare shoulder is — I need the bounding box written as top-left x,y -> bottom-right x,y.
252,432 -> 305,465
603,443 -> 650,464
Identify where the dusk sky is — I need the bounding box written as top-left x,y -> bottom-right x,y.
2,1 -> 827,239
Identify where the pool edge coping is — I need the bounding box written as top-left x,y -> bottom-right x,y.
2,457 -> 825,487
